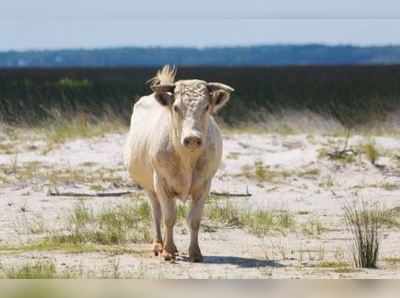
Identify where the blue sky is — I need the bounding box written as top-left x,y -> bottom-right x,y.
1,0 -> 400,50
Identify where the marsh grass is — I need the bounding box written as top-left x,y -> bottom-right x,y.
0,200 -> 152,254
36,110 -> 126,145
363,141 -> 379,165
0,161 -> 127,189
384,257 -> 400,265
238,161 -> 320,184
318,261 -> 351,268
344,200 -> 383,268
301,217 -> 326,237
238,161 -> 290,183
64,201 -> 151,245
2,260 -> 57,279
33,200 -> 152,249
205,198 -> 295,236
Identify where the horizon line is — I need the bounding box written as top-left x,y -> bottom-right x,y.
2,43 -> 400,53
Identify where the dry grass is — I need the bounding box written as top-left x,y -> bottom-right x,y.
363,141 -> 379,165
36,111 -> 126,146
301,217 -> 326,237
205,198 -> 295,236
344,200 -> 383,268
0,161 -> 128,190
0,199 -> 152,255
60,200 -> 151,245
1,260 -> 58,279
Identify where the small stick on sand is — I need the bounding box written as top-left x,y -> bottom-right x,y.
47,190 -> 134,197
210,191 -> 252,197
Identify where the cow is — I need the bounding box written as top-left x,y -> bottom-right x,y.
124,65 -> 234,262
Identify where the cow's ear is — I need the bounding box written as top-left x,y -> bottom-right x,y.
151,84 -> 175,106
207,82 -> 234,113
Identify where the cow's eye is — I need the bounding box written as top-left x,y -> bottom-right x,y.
173,105 -> 180,113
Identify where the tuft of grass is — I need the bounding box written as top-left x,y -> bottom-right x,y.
379,207 -> 400,228
206,199 -> 241,226
297,168 -> 320,179
48,200 -> 151,246
384,257 -> 400,265
344,200 -> 383,268
302,217 -> 326,237
318,261 -> 350,268
2,260 -> 57,279
319,175 -> 335,189
240,209 -> 295,236
363,141 -> 379,165
380,182 -> 399,192
205,199 -> 295,236
238,161 -> 291,184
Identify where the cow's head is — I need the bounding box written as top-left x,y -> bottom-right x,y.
151,70 -> 234,151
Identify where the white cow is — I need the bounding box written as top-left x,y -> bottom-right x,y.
124,66 -> 234,262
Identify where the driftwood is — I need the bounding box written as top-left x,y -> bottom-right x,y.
326,148 -> 358,160
47,190 -> 252,198
210,191 -> 252,197
47,190 -> 133,197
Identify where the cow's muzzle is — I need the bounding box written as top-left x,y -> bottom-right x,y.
182,135 -> 203,150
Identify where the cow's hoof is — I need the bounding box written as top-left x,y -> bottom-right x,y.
189,253 -> 203,263
189,246 -> 203,263
152,241 -> 163,256
162,250 -> 176,261
172,244 -> 178,256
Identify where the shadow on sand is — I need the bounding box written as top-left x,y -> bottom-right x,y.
182,255 -> 284,268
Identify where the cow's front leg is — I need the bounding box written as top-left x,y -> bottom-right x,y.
154,175 -> 177,261
188,181 -> 210,262
148,191 -> 163,256
160,198 -> 177,260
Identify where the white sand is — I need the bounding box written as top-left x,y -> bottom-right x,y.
0,130 -> 400,278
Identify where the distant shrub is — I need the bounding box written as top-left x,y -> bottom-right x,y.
57,78 -> 91,88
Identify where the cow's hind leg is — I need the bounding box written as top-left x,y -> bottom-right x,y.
148,191 -> 163,256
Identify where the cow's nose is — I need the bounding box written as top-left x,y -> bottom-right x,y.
183,136 -> 202,148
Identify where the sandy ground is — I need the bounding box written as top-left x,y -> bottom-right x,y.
0,128 -> 400,279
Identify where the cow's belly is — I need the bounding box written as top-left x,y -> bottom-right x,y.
130,158 -> 154,191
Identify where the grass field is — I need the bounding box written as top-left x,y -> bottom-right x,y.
1,65 -> 400,130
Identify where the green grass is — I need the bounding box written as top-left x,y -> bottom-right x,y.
238,161 -> 291,183
205,198 -> 295,236
301,217 -> 327,237
0,200 -> 152,255
384,257 -> 400,265
318,261 -> 351,268
60,200 -> 151,245
0,161 -> 128,189
37,112 -> 126,145
2,260 -> 57,279
317,261 -> 358,273
363,141 -> 379,165
238,161 -> 320,184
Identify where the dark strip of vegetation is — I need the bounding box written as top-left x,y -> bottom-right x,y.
1,65 -> 400,127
